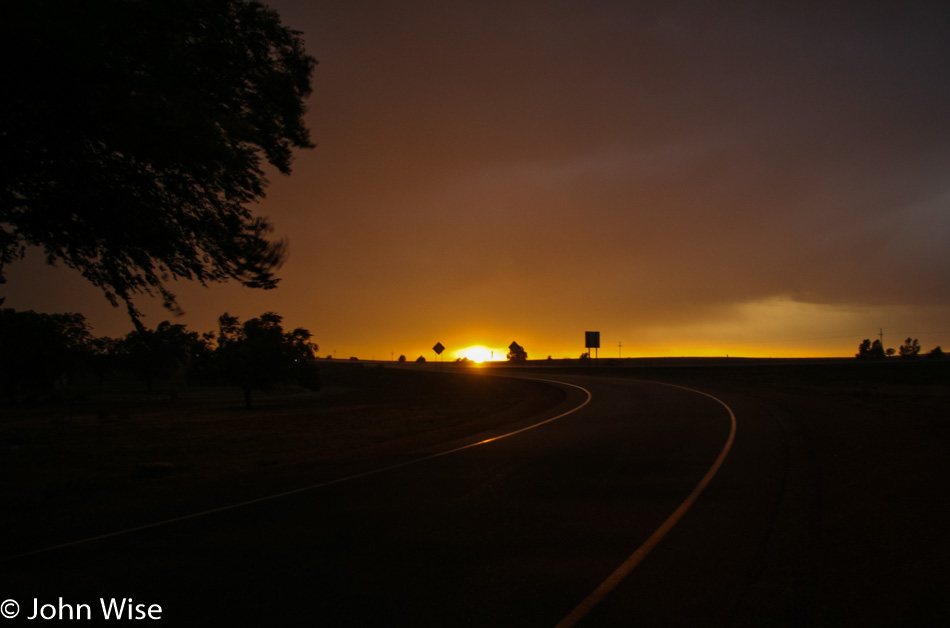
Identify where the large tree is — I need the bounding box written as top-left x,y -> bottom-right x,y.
1,0 -> 316,326
899,337 -> 921,359
116,321 -> 208,392
507,341 -> 528,362
214,312 -> 317,408
0,308 -> 92,401
856,338 -> 886,360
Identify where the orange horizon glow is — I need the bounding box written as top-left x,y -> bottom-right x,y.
433,340 -> 861,363
3,4 -> 949,366
5,256 -> 940,362
454,345 -> 506,362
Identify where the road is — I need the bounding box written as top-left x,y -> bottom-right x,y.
0,373 -> 868,625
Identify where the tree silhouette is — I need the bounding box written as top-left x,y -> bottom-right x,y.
214,312 -> 317,408
899,337 -> 921,359
116,321 -> 205,392
0,308 -> 91,401
87,336 -> 121,393
507,342 -> 528,362
856,339 -> 886,360
1,0 -> 316,327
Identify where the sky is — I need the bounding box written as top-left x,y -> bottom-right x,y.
4,0 -> 950,360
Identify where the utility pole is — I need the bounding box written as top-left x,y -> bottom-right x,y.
878,328 -> 884,347
618,341 -> 622,359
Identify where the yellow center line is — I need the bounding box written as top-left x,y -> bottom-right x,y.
556,382 -> 738,628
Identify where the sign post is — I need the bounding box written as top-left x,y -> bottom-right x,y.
585,331 -> 600,368
433,342 -> 445,370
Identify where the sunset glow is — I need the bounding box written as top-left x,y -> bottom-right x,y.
456,346 -> 497,363
3,2 -> 950,360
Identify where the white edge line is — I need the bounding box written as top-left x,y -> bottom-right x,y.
3,377 -> 591,563
555,381 -> 738,628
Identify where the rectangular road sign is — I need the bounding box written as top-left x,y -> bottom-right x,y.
585,331 -> 600,349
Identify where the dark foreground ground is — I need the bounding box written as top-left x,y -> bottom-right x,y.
1,364 -> 565,558
3,358 -> 949,625
575,358 -> 950,627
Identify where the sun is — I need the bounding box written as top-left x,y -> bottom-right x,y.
457,345 -> 494,363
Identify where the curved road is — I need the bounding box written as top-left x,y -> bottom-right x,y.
6,374 -> 796,626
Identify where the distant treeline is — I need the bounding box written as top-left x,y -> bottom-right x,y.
0,307 -> 318,408
856,337 -> 944,360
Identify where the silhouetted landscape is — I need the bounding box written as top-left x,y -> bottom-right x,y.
4,0 -> 950,624
4,356 -> 950,624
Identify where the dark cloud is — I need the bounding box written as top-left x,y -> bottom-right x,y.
5,0 -> 949,357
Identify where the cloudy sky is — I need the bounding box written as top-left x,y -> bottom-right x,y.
5,0 -> 950,359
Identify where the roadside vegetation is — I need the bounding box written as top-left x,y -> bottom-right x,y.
855,337 -> 945,360
0,306 -> 318,408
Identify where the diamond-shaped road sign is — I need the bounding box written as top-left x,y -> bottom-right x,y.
433,342 -> 445,355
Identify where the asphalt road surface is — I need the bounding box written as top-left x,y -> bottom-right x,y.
4,372 -> 945,626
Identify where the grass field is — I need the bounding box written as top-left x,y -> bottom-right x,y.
618,358 -> 950,626
4,357 -> 948,580
1,362 -> 565,556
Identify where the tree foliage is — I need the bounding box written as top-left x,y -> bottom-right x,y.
116,321 -> 208,391
214,312 -> 317,408
899,337 -> 921,359
1,0 -> 316,326
856,339 -> 886,360
507,341 -> 528,362
857,337 -> 941,360
0,308 -> 92,401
